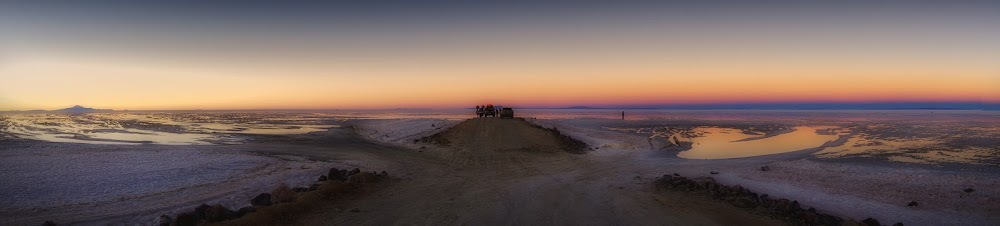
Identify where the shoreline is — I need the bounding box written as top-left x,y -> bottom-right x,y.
0,129 -> 384,225
522,118 -> 1000,225
1,116 -> 998,225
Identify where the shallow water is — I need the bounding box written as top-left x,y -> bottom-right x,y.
2,110 -> 998,165
815,134 -> 994,165
0,113 -> 340,145
85,129 -> 216,145
678,126 -> 840,159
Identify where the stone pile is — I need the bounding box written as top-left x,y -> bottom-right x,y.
654,174 -> 903,226
160,167 -> 389,226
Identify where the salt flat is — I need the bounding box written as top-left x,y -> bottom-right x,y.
1,110 -> 998,225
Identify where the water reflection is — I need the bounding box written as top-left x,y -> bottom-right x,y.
816,134 -> 993,165
600,116 -> 998,165
0,113 -> 340,145
678,126 -> 840,159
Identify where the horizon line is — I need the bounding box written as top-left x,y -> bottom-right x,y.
5,101 -> 999,112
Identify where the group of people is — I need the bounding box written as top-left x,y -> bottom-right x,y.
474,104 -> 503,118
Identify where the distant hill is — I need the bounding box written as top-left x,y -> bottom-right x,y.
53,105 -> 113,113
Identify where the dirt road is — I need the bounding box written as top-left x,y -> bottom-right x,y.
294,118 -> 780,225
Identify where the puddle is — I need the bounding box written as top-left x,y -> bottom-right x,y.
84,129 -> 215,145
234,125 -> 336,135
815,134 -> 993,165
678,126 -> 840,159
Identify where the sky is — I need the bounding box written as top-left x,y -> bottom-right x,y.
1,1 -> 999,110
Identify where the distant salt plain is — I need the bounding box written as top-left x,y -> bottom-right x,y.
0,112 -> 340,145
0,110 -> 998,224
1,110 -> 997,165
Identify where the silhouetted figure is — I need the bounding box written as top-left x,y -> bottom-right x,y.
622,111 -> 625,120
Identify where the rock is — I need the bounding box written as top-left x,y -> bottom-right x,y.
205,204 -> 234,222
328,168 -> 347,181
348,168 -> 361,177
271,183 -> 298,204
797,211 -> 818,224
236,206 -> 256,217
773,199 -> 796,213
318,175 -> 328,181
413,139 -> 420,143
348,172 -> 380,184
964,188 -> 975,193
379,171 -> 389,177
710,171 -> 719,175
251,193 -> 272,207
760,166 -> 770,171
861,217 -> 881,226
194,204 -> 212,220
653,171 -> 856,226
842,219 -> 862,226
817,214 -> 844,226
158,215 -> 172,226
907,201 -> 918,207
293,187 -> 309,193
892,222 -> 904,226
173,212 -> 198,226
42,221 -> 57,226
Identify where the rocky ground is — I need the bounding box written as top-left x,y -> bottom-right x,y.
3,115 -> 997,225
293,117 -> 782,225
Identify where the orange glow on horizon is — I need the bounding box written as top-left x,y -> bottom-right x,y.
1,55 -> 997,110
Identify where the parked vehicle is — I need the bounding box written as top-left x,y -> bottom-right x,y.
500,108 -> 514,118
476,105 -> 497,117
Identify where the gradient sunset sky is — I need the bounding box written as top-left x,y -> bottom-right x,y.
1,1 -> 998,110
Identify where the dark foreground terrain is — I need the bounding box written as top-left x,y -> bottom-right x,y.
5,116 -> 997,225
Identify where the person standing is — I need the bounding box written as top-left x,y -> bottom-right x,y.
621,111 -> 625,120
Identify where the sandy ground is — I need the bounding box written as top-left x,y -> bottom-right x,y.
0,130 -> 389,225
296,118 -> 781,225
530,118 -> 1000,225
2,116 -> 997,225
294,117 -> 998,226
723,159 -> 1000,224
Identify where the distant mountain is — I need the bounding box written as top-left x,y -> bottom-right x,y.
54,105 -> 113,113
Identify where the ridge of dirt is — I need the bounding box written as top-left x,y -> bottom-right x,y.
290,119 -> 785,225
420,118 -> 587,154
